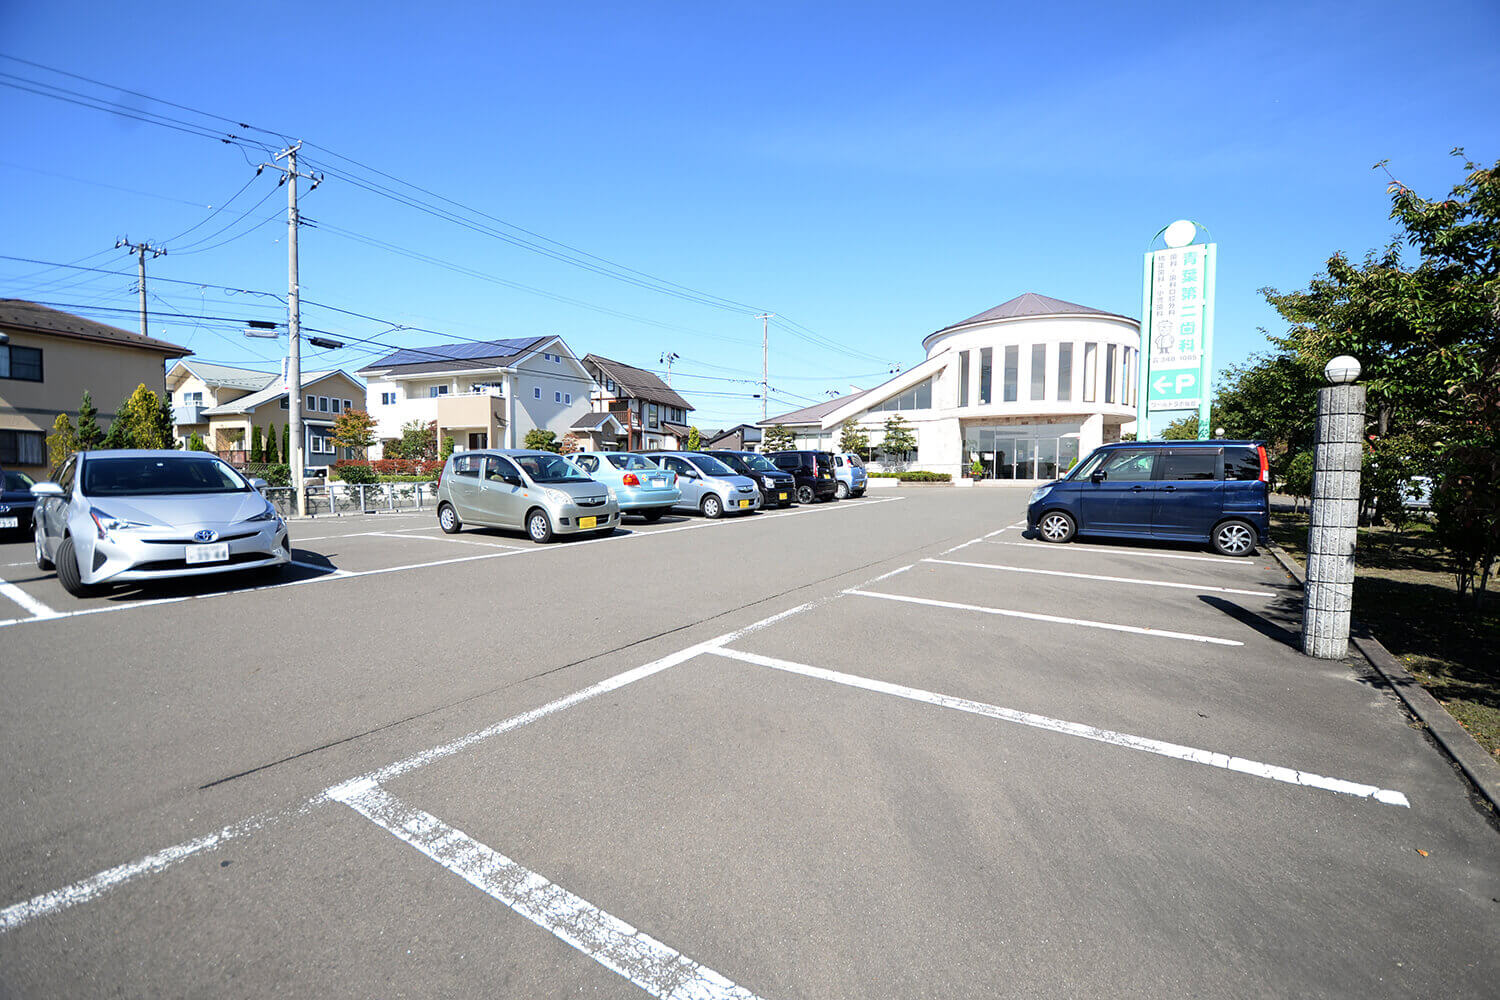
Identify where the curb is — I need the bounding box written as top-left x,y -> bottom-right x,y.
1268,541 -> 1500,814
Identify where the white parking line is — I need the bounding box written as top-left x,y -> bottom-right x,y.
846,589 -> 1243,646
332,782 -> 766,1000
0,599 -> 817,933
368,531 -> 526,550
990,540 -> 1252,565
707,646 -> 1409,807
922,559 -> 1276,597
0,578 -> 58,620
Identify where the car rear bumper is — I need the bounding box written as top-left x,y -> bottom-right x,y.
614,486 -> 682,510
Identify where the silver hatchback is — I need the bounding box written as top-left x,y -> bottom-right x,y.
31,450 -> 291,597
436,449 -> 620,543
651,452 -> 762,517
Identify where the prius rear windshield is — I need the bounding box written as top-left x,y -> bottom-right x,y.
83,457 -> 251,496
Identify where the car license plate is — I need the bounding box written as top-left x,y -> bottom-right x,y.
778,492 -> 787,500
0,516 -> 16,529
738,499 -> 752,508
650,477 -> 666,487
185,543 -> 229,565
577,516 -> 598,529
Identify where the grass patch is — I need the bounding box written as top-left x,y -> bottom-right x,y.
1272,511 -> 1500,756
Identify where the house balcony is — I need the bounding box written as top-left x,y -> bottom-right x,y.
173,403 -> 207,424
437,391 -> 506,432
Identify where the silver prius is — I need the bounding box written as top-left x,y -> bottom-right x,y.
31,450 -> 291,598
436,449 -> 620,543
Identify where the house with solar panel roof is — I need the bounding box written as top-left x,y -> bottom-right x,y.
758,293 -> 1143,482
358,335 -> 592,457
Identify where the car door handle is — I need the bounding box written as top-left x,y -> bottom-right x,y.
1131,485 -> 1145,492
1161,485 -> 1177,492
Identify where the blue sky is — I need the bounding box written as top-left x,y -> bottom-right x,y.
3,1 -> 1496,426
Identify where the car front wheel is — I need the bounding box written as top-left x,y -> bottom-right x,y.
1212,519 -> 1256,557
55,537 -> 96,597
702,495 -> 723,519
438,503 -> 462,534
527,509 -> 554,543
1038,511 -> 1076,543
835,481 -> 849,500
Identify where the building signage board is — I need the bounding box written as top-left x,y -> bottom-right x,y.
1137,238 -> 1216,438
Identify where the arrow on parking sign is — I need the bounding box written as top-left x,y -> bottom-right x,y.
1152,372 -> 1197,397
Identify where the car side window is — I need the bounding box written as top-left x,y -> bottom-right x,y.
1098,449 -> 1158,482
483,456 -> 519,482
772,455 -> 794,471
1223,447 -> 1261,482
58,456 -> 77,493
1160,450 -> 1220,481
574,455 -> 598,474
453,455 -> 482,478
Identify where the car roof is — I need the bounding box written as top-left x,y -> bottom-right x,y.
80,449 -> 223,459
1101,439 -> 1266,448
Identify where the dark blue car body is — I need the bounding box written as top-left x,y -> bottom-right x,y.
1025,440 -> 1270,556
0,466 -> 38,536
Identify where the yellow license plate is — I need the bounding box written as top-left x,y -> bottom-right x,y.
578,516 -> 597,529
738,500 -> 752,508
778,492 -> 787,500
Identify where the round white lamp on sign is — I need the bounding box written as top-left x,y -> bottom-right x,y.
1325,355 -> 1361,384
1163,219 -> 1198,248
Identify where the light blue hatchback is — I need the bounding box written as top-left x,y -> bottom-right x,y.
570,451 -> 681,522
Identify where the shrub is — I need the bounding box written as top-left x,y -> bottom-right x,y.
244,463 -> 290,487
868,470 -> 951,482
331,461 -> 378,484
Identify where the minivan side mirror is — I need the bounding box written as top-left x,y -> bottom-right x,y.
1090,470 -> 1106,484
30,482 -> 63,497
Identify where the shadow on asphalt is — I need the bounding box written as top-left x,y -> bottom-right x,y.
1198,593 -> 1304,649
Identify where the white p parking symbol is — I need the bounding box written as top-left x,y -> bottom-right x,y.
1175,373 -> 1196,392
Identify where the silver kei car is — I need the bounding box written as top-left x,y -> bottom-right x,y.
650,452 -> 762,518
436,449 -> 620,543
31,450 -> 291,598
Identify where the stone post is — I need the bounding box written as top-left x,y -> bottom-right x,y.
1302,358 -> 1365,658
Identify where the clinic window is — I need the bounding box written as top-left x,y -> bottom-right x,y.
978,348 -> 992,405
958,351 -> 970,407
1082,344 -> 1097,403
1030,345 -> 1045,401
1105,345 -> 1117,404
0,345 -> 43,382
1057,343 -> 1073,402
1002,346 -> 1018,402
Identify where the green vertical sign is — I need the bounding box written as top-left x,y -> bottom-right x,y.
1137,239 -> 1216,438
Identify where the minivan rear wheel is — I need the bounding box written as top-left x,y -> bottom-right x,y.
1212,519 -> 1256,557
438,503 -> 462,534
796,484 -> 814,505
1038,511 -> 1076,543
835,481 -> 849,500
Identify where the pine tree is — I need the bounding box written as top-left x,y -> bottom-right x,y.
264,423 -> 279,463
75,391 -> 105,450
153,396 -> 177,449
250,425 -> 264,462
282,424 -> 290,463
188,431 -> 207,452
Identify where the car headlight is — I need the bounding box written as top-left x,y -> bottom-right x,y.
245,503 -> 280,523
89,507 -> 153,539
543,488 -> 572,504
1028,485 -> 1053,505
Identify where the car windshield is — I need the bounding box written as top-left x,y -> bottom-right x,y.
739,454 -> 780,473
689,455 -> 736,477
82,457 -> 251,496
5,470 -> 36,491
516,454 -> 590,483
1067,451 -> 1106,480
606,453 -> 661,472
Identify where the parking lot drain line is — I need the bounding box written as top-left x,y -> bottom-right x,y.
0,579 -> 59,619
922,559 -> 1277,597
989,541 -> 1251,565
708,647 -> 1411,808
332,783 -> 766,1000
845,589 -> 1244,646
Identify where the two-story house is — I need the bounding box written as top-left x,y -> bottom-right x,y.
1,300 -> 190,479
358,335 -> 592,457
579,355 -> 695,451
166,360 -> 277,447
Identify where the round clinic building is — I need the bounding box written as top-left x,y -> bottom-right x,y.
759,292 -> 1141,481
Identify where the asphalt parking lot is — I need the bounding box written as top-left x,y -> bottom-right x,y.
1,489 -> 1496,998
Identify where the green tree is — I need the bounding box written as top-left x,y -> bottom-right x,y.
1280,451 -> 1314,511
187,431 -> 208,452
108,384 -> 173,449
282,423 -> 290,463
524,428 -> 561,453
1160,414 -> 1201,440
153,395 -> 177,450
47,412 -> 77,470
389,419 -> 435,460
762,424 -> 796,452
331,408 -> 378,456
75,391 -> 104,450
263,423 -> 279,463
838,419 -> 869,457
686,426 -> 701,450
880,414 -> 917,466
440,434 -> 456,460
250,425 -> 264,462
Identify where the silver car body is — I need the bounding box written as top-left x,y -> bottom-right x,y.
33,450 -> 291,587
437,449 -> 620,539
651,452 -> 762,516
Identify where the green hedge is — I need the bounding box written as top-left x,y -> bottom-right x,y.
868,470 -> 952,482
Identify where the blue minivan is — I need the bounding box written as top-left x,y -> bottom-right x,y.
1025,440 -> 1270,556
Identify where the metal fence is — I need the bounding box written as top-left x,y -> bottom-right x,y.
263,482 -> 440,518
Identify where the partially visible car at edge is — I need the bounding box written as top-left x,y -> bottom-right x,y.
1024,440 -> 1270,556
704,450 -> 796,507
436,449 -> 620,543
570,451 -> 681,521
31,450 -> 291,597
1,466 -> 38,535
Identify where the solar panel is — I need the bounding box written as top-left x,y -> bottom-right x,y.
376,337 -> 546,367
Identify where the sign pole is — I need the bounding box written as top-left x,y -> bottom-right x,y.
1197,243 -> 1218,439
1137,250 -> 1154,440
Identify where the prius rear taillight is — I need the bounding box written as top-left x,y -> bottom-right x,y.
622,473 -> 640,486
1258,445 -> 1270,483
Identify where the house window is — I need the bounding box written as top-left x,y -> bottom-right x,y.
319,396 -> 330,412
330,399 -> 341,413
554,390 -> 562,403
564,393 -> 572,405
344,399 -> 353,412
979,348 -> 992,405
958,351 -> 970,407
1003,346 -> 1018,402
648,403 -> 659,428
0,345 -> 43,382
0,429 -> 46,465
306,394 -> 316,410
429,386 -> 449,398
1057,343 -> 1073,402
533,387 -> 541,399
1083,343 -> 1097,403
605,378 -> 616,392
184,391 -> 202,405
1030,345 -> 1046,401
281,397 -> 289,409
381,392 -> 397,405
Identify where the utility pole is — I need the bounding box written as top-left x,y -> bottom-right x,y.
756,313 -> 773,421
116,238 -> 165,338
264,142 -> 321,517
660,351 -> 679,387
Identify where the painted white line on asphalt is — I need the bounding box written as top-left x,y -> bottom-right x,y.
708,646 -> 1410,808
0,600 -> 818,932
845,589 -> 1243,646
939,538 -> 983,554
865,565 -> 913,584
369,531 -> 525,550
991,540 -> 1251,565
332,783 -> 765,1000
0,578 -> 58,619
923,559 -> 1277,597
